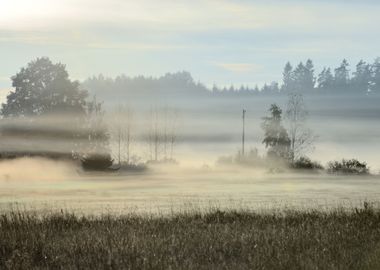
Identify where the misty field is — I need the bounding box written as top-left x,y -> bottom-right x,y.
1,158 -> 380,215
1,205 -> 380,269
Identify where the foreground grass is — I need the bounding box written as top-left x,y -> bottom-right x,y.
1,205 -> 380,269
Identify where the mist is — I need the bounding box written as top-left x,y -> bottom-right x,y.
3,2 -> 380,269
1,157 -> 380,215
0,56 -> 380,215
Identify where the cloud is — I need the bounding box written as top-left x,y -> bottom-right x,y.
213,62 -> 262,73
0,0 -> 379,60
1,0 -> 379,34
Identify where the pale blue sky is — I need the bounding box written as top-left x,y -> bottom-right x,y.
1,0 -> 380,98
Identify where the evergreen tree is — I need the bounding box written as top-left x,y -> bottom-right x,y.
317,67 -> 334,93
370,58 -> 380,94
281,62 -> 294,93
352,60 -> 372,94
261,104 -> 290,160
291,60 -> 315,93
334,59 -> 350,92
304,59 -> 316,92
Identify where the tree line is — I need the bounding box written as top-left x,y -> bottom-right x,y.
81,58 -> 380,99
214,58 -> 380,96
0,57 -> 374,173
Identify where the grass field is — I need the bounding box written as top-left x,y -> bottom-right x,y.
1,204 -> 380,269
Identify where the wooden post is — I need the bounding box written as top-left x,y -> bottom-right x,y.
242,109 -> 246,157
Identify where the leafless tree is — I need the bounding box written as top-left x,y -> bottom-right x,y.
285,93 -> 316,163
110,105 -> 135,165
147,107 -> 179,162
148,108 -> 162,161
169,109 -> 179,160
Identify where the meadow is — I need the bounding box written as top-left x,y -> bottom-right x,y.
1,203 -> 380,269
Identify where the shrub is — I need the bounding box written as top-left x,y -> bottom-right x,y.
327,159 -> 369,175
81,153 -> 113,171
292,156 -> 324,170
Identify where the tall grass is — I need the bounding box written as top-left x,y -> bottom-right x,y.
1,204 -> 380,269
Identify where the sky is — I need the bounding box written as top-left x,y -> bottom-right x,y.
1,0 -> 380,98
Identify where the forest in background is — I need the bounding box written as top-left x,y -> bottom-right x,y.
0,57 -> 378,173
82,58 -> 380,102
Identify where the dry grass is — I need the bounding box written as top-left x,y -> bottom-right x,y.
1,204 -> 380,269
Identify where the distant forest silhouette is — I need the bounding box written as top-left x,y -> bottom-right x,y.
82,58 -> 380,99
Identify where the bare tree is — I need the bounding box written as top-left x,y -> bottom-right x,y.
148,108 -> 162,161
147,107 -> 179,162
285,93 -> 316,163
169,109 -> 178,160
110,105 -> 135,165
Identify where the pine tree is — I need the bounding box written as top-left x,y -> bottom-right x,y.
334,59 -> 350,92
304,59 -> 316,92
317,67 -> 334,93
370,58 -> 380,94
281,62 -> 294,93
261,104 -> 290,160
352,60 -> 372,94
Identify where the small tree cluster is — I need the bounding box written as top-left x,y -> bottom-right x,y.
327,159 -> 369,175
291,157 -> 323,170
261,104 -> 290,161
261,93 -> 315,167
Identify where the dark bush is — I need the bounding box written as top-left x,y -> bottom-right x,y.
327,159 -> 369,175
291,156 -> 324,170
81,153 -> 113,171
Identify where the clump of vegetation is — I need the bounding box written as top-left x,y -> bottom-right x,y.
327,159 -> 370,175
1,205 -> 380,269
291,156 -> 324,170
81,154 -> 114,171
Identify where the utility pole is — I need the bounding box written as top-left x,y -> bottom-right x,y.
118,126 -> 121,166
242,109 -> 246,157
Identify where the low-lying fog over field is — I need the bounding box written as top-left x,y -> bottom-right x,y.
3,2 -> 380,269
1,77 -> 380,214
1,157 -> 380,215
1,0 -> 380,215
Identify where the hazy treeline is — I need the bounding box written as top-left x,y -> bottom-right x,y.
82,71 -> 209,104
0,57 -> 182,170
0,57 -> 375,172
81,58 -> 380,102
214,58 -> 380,96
